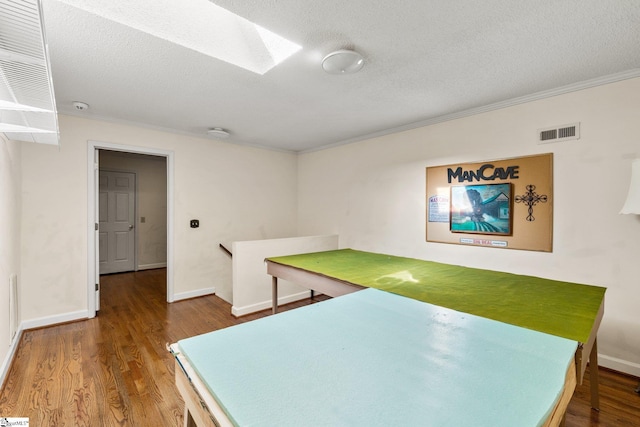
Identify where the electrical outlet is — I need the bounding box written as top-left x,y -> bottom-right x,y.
190,219 -> 199,228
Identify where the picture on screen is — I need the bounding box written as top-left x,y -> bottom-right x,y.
450,183 -> 512,235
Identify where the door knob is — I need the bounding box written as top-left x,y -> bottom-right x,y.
128,224 -> 134,230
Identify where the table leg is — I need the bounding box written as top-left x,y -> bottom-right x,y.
272,276 -> 278,314
185,407 -> 196,427
589,338 -> 600,411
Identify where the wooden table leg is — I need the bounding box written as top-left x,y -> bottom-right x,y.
589,338 -> 600,411
272,276 -> 278,314
185,407 -> 196,427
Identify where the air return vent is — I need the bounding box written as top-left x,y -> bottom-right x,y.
537,123 -> 580,144
9,273 -> 17,345
0,0 -> 59,145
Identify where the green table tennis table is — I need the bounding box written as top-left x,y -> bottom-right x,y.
266,249 -> 606,409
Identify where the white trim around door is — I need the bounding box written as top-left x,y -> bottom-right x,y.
87,140 -> 175,318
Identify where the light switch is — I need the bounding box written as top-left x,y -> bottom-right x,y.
140,217 -> 146,223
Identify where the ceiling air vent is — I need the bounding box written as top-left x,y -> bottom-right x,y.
537,123 -> 580,144
0,0 -> 59,145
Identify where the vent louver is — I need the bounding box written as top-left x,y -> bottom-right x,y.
538,123 -> 580,144
540,129 -> 557,141
9,273 -> 17,345
0,0 -> 59,145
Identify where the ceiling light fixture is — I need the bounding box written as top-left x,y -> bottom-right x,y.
322,49 -> 365,74
207,128 -> 230,139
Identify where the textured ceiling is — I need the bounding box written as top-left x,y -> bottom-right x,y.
41,0 -> 640,152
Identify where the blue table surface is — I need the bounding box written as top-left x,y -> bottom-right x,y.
178,288 -> 577,427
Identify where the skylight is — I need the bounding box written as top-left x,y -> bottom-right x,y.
56,0 -> 302,75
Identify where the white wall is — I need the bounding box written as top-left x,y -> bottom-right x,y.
298,77 -> 640,375
100,150 -> 168,269
0,134 -> 22,385
19,114 -> 298,324
231,235 -> 339,316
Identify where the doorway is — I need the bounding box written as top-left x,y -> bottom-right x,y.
87,141 -> 175,317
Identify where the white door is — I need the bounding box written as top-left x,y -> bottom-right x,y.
99,170 -> 136,274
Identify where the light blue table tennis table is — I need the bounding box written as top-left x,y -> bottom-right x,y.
172,288 -> 577,427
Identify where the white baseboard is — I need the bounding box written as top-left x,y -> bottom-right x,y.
21,310 -> 89,331
0,328 -> 23,389
599,353 -> 640,377
173,287 -> 215,302
137,262 -> 167,271
231,290 -> 312,317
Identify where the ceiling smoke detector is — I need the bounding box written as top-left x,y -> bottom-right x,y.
207,127 -> 230,139
322,49 -> 365,74
72,101 -> 89,111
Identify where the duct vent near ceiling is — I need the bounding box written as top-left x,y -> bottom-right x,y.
537,123 -> 580,144
0,0 -> 59,145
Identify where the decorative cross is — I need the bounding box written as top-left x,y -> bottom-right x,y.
515,184 -> 548,221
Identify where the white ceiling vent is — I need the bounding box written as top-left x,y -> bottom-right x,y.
537,123 -> 580,144
0,0 -> 59,145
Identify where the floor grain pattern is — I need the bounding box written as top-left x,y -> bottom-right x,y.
1,268 -> 638,426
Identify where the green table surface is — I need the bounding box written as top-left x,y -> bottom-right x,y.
267,249 -> 606,343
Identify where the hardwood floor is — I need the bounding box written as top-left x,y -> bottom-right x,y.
1,268 -> 639,426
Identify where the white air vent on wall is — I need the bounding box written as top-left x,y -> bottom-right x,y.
537,123 -> 580,144
9,273 -> 18,345
0,0 -> 59,145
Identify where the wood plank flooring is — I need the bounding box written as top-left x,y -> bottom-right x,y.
1,268 -> 639,426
